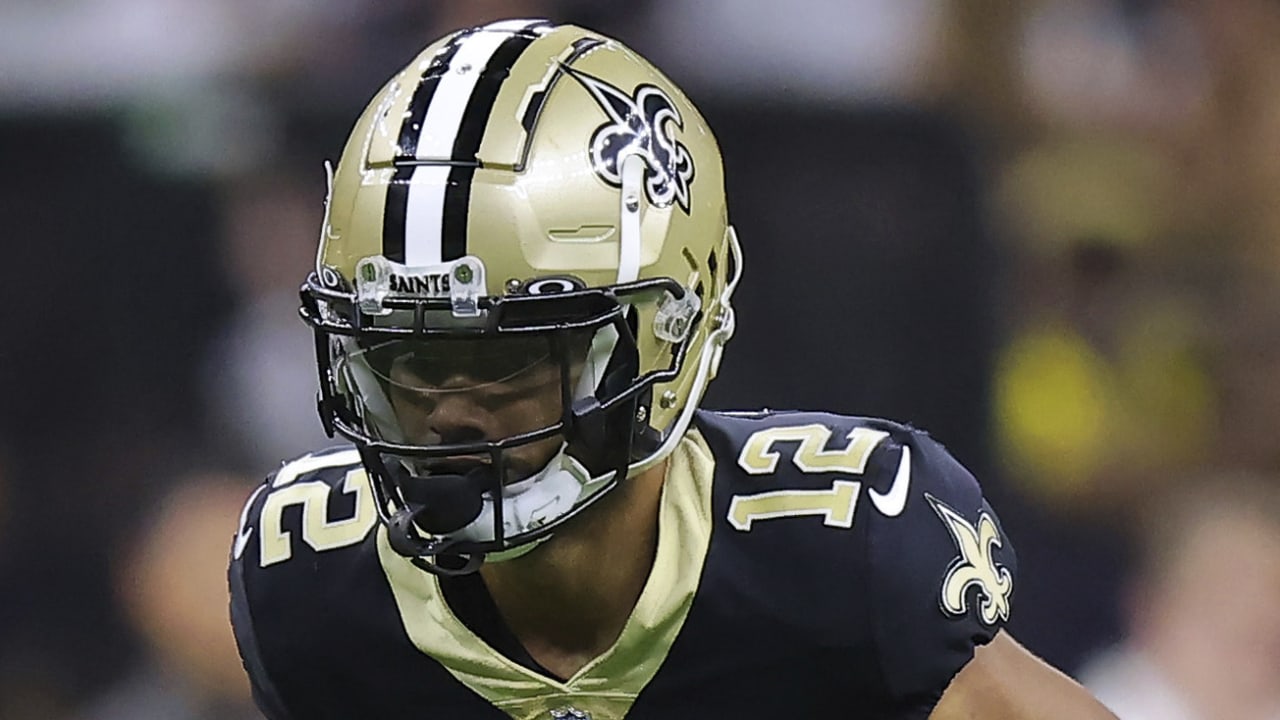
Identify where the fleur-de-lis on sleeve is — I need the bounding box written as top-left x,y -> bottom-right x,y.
926,494 -> 1013,626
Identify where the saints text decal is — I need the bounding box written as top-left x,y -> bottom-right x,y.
567,67 -> 695,213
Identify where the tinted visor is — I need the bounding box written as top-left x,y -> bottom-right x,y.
374,335 -> 558,390
338,330 -> 598,452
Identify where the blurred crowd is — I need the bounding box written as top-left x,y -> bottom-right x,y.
2,1 -> 1279,718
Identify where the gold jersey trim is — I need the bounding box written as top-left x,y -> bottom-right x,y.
377,429 -> 715,719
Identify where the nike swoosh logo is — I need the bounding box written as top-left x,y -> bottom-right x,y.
232,484 -> 268,560
869,446 -> 911,517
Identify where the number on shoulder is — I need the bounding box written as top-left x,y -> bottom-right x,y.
233,450 -> 379,568
729,423 -> 892,532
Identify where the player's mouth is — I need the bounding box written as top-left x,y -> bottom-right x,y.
409,457 -> 538,486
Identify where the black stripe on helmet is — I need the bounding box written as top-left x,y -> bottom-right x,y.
440,22 -> 548,261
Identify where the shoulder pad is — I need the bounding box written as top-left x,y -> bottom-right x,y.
231,446 -> 374,570
863,429 -> 1016,706
696,408 -> 914,434
693,409 -> 1014,708
229,446 -> 379,718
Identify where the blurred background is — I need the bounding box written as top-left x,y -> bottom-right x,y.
2,1 -> 1279,718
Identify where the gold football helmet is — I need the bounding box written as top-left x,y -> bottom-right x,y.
300,19 -> 740,573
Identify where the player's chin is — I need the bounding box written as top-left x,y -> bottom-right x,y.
501,436 -> 565,484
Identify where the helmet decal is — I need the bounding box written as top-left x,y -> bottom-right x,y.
567,68 -> 696,213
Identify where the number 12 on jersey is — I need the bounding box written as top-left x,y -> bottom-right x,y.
728,425 -> 890,531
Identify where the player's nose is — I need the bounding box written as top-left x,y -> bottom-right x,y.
415,392 -> 490,446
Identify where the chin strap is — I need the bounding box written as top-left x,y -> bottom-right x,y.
381,462 -> 491,575
377,445 -> 613,574
448,450 -> 602,544
630,225 -> 742,477
397,465 -> 492,534
385,505 -> 487,576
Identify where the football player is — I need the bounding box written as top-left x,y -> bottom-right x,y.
229,19 -> 1118,719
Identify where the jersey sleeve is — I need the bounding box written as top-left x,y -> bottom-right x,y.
864,428 -> 1017,713
228,479 -> 297,720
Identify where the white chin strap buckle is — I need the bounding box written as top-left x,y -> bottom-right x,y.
442,450 -> 603,551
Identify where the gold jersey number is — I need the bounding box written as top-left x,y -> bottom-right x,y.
728,425 -> 889,531
234,450 -> 380,568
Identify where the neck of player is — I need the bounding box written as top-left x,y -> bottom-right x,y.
478,459 -> 669,679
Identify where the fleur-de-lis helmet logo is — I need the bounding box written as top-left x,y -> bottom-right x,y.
927,494 -> 1013,626
567,67 -> 695,213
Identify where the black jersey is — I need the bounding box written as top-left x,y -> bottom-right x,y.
230,410 -> 1016,719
